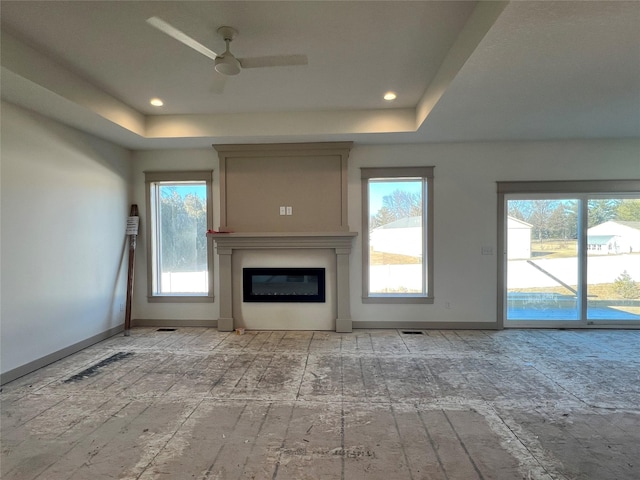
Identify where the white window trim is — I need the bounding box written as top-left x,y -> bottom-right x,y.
145,170 -> 214,303
361,166 -> 434,304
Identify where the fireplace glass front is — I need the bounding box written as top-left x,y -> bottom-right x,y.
243,268 -> 326,302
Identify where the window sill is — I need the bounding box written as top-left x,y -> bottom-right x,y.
147,295 -> 214,304
362,296 -> 434,304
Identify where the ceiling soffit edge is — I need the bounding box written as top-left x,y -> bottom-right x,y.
416,0 -> 509,128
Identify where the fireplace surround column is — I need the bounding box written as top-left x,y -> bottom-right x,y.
216,244 -> 234,332
335,247 -> 352,332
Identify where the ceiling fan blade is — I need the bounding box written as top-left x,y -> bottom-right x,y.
146,16 -> 219,61
239,54 -> 308,69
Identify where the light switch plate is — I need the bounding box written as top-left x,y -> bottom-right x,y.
279,206 -> 286,215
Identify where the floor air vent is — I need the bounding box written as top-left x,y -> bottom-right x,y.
64,352 -> 134,383
401,330 -> 424,335
157,328 -> 177,332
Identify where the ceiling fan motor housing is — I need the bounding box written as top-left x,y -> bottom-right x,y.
217,26 -> 237,42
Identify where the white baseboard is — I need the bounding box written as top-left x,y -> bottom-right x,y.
1,324 -> 124,385
132,318 -> 218,328
352,321 -> 499,330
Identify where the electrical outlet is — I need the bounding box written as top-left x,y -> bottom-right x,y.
481,246 -> 494,255
279,206 -> 286,215
286,206 -> 292,215
119,303 -> 125,312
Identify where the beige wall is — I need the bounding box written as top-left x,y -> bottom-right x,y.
1,102 -> 131,377
348,140 -> 640,325
130,138 -> 640,327
0,1 -> 637,379
5,100 -> 637,379
223,154 -> 344,232
214,143 -> 351,233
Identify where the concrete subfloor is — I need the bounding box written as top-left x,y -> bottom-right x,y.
1,328 -> 639,480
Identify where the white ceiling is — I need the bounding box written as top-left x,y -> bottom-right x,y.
1,1 -> 639,149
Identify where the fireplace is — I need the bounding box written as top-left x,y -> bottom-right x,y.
243,268 -> 325,303
211,232 -> 357,332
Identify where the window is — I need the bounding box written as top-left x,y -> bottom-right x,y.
145,171 -> 214,302
361,167 -> 434,303
498,180 -> 640,327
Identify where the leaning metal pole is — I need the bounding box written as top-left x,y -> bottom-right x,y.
124,205 -> 139,337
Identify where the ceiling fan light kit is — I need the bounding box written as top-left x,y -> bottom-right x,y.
215,55 -> 241,75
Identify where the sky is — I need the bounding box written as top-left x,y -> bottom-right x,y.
160,183 -> 206,199
369,179 -> 422,214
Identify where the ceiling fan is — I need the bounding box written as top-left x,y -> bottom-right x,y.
146,16 -> 308,77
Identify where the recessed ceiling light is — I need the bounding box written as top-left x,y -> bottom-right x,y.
150,98 -> 164,107
383,92 -> 397,101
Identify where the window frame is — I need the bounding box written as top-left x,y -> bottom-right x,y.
145,170 -> 214,303
497,179 -> 640,328
361,166 -> 434,304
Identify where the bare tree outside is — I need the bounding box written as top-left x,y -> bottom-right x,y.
370,189 -> 422,229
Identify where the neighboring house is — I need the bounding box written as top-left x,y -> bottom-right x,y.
587,221 -> 640,254
507,217 -> 533,259
371,215 -> 534,259
370,216 -> 422,257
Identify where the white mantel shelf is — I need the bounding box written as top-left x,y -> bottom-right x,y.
210,231 -> 358,333
209,231 -> 357,251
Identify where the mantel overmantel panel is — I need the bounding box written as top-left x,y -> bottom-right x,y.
210,232 -> 357,333
214,142 -> 352,234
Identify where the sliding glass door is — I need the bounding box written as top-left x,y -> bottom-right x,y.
499,181 -> 640,328
505,197 -> 581,323
586,197 -> 640,322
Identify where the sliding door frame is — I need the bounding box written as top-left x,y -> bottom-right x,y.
497,179 -> 640,329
